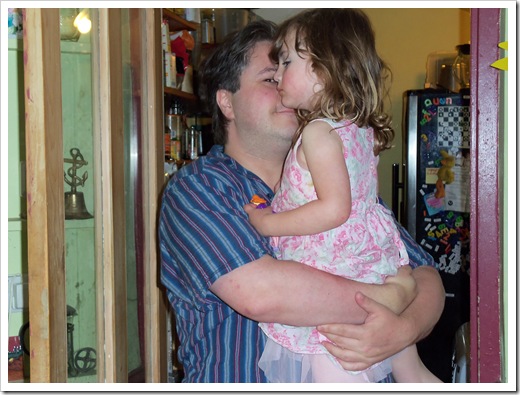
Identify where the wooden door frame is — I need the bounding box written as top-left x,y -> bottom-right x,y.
92,8 -> 128,382
24,8 -> 128,382
140,8 -> 168,383
23,8 -> 67,382
469,8 -> 503,383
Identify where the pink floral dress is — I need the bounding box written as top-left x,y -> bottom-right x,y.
258,118 -> 409,382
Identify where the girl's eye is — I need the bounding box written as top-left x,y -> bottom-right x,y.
282,60 -> 291,67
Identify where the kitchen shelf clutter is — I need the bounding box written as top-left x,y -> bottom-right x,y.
161,8 -> 213,178
160,8 -> 255,179
162,8 -> 198,101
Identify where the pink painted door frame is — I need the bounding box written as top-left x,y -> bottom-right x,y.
470,8 -> 503,383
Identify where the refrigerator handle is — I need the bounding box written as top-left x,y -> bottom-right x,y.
391,163 -> 404,221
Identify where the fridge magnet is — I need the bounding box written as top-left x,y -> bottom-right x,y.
437,106 -> 470,149
425,167 -> 439,184
424,191 -> 445,216
443,165 -> 471,213
437,242 -> 462,275
434,150 -> 456,198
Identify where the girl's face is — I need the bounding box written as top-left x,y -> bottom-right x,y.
273,30 -> 323,111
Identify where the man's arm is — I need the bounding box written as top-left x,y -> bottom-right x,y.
210,255 -> 416,327
317,262 -> 444,371
315,199 -> 445,370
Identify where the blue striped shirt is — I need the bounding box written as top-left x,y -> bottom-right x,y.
159,145 -> 273,382
159,145 -> 435,383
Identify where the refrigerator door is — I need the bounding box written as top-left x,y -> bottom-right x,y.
403,89 -> 471,382
403,92 -> 419,236
404,89 -> 471,262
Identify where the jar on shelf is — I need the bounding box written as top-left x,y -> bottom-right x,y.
59,8 -> 80,42
452,44 -> 470,91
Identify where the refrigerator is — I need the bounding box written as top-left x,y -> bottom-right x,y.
393,88 -> 471,383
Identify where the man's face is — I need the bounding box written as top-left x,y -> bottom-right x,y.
228,41 -> 298,152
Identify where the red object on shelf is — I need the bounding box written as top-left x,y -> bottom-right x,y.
8,335 -> 21,353
8,336 -> 24,382
171,35 -> 189,75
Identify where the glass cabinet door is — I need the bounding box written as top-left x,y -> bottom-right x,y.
16,8 -> 162,383
60,8 -> 97,382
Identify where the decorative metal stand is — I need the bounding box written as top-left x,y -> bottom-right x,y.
64,148 -> 93,219
19,305 -> 97,378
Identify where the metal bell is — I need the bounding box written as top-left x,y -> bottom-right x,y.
64,191 -> 93,220
64,148 -> 93,220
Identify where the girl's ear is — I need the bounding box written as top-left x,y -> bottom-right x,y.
216,89 -> 234,120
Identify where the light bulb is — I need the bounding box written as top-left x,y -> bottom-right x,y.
74,10 -> 91,34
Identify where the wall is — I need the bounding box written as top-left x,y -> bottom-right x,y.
253,7 -> 471,205
365,8 -> 470,205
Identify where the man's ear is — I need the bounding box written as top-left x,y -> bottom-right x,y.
216,89 -> 234,120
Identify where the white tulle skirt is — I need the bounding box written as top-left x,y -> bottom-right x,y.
259,337 -> 393,383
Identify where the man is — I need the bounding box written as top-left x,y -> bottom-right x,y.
159,20 -> 444,383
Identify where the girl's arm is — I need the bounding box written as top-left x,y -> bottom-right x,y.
247,121 -> 351,237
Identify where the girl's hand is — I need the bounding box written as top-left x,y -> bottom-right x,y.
244,203 -> 275,236
382,265 -> 417,315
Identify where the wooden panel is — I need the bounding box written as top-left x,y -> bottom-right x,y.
91,8 -> 105,381
469,8 -> 502,383
23,8 -> 67,382
141,9 -> 168,383
92,8 -> 128,382
108,8 -> 128,382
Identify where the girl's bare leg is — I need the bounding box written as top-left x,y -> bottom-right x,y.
391,345 -> 443,383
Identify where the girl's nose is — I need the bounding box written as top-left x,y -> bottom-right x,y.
274,68 -> 282,84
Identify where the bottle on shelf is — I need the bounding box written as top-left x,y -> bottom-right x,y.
193,113 -> 204,156
164,122 -> 171,160
162,19 -> 175,88
167,100 -> 184,161
197,125 -> 204,156
185,125 -> 199,160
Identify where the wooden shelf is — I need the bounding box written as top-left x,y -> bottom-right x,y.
162,9 -> 199,104
162,9 -> 199,32
165,158 -> 193,168
164,86 -> 197,101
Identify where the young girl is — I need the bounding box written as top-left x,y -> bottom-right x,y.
245,9 -> 441,383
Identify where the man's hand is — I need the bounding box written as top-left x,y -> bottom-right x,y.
317,292 -> 416,371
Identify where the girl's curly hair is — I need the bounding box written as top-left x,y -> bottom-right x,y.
271,9 -> 394,155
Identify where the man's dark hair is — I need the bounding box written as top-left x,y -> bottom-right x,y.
198,20 -> 277,145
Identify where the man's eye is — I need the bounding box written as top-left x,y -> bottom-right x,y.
265,78 -> 277,84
